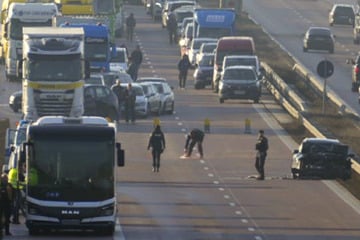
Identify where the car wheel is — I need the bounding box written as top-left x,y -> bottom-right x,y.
157,103 -> 162,115
352,82 -> 359,92
167,102 -> 174,114
291,169 -> 298,179
329,48 -> 334,54
194,82 -> 202,89
28,227 -> 40,236
253,98 -> 259,104
219,98 -> 224,104
303,46 -> 307,52
108,108 -> 118,122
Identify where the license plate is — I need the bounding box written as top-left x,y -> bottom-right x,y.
234,90 -> 245,94
61,219 -> 80,225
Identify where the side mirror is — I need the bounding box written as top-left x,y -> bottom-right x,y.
348,153 -> 355,158
16,60 -> 23,79
116,142 -> 125,167
293,149 -> 299,154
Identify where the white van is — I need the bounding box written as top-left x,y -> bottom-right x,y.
110,47 -> 128,72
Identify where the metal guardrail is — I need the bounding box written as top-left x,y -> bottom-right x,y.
263,63 -> 360,174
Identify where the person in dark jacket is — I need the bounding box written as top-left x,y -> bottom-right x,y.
126,13 -> 136,41
167,13 -> 178,44
0,173 -> 12,236
124,83 -> 136,123
177,53 -> 191,89
183,128 -> 205,159
255,129 -> 268,180
110,79 -> 125,122
129,45 -> 143,81
147,125 -> 166,172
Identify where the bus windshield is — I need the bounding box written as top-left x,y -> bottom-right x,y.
9,19 -> 52,40
28,140 -> 114,201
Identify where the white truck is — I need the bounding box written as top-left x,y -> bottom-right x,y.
21,27 -> 87,121
1,2 -> 58,81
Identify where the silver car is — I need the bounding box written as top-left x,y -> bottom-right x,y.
139,82 -> 162,115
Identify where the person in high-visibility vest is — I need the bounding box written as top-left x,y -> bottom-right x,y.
7,163 -> 25,224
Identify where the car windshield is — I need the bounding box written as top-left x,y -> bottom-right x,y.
153,83 -> 164,94
224,69 -> 256,81
301,142 -> 348,155
199,55 -> 214,66
335,6 -> 354,15
309,28 -> 331,36
86,76 -> 102,85
225,58 -> 257,68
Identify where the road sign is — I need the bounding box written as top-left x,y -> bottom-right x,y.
317,60 -> 334,78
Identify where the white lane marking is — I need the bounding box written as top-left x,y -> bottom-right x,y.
229,202 -> 236,207
208,173 -> 214,177
177,122 -> 183,126
218,187 -> 224,191
204,167 -> 209,170
213,181 -> 219,184
224,195 -> 230,199
323,180 -> 360,215
241,219 -> 248,223
248,227 -> 255,232
255,236 -> 263,240
235,210 -> 242,215
115,216 -> 126,240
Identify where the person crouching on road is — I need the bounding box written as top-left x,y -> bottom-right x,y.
147,125 -> 166,172
183,128 -> 205,159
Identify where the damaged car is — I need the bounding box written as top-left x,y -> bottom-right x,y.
291,138 -> 352,180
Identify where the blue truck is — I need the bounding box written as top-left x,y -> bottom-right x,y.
61,23 -> 113,73
193,8 -> 236,39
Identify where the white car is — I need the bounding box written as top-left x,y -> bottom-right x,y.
221,55 -> 263,78
110,47 -> 128,72
151,81 -> 175,114
188,38 -> 217,65
195,42 -> 217,65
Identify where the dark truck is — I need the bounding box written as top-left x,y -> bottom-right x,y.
291,138 -> 352,180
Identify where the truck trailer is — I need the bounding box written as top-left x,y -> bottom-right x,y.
17,116 -> 125,235
21,27 -> 86,121
192,8 -> 236,39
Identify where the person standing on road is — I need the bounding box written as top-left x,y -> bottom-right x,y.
147,125 -> 166,172
124,83 -> 136,123
0,172 -> 12,236
177,53 -> 191,89
167,13 -> 178,45
183,128 -> 205,159
255,129 -> 268,180
126,13 -> 136,42
130,45 -> 143,81
111,79 -> 125,123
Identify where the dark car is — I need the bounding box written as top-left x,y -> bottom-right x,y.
329,4 -> 355,26
354,15 -> 360,44
218,66 -> 262,103
9,85 -> 119,121
193,53 -> 214,89
83,84 -> 119,121
303,27 -> 335,53
291,138 -> 352,180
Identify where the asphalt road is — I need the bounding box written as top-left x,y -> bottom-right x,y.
2,2 -> 360,240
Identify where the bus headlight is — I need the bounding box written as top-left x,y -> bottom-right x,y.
100,204 -> 114,216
